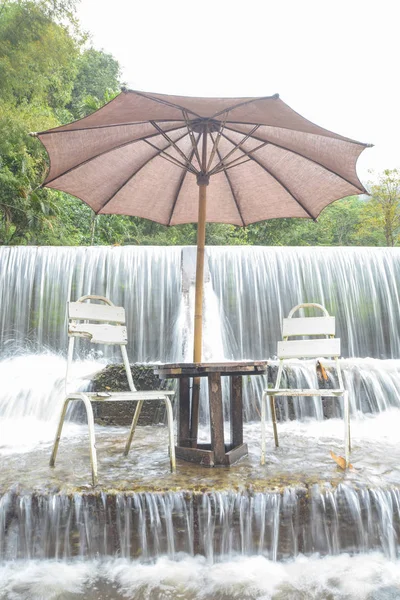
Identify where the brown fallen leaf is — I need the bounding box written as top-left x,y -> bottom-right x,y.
317,360 -> 328,381
330,450 -> 353,470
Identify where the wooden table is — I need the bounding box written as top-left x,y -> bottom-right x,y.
154,361 -> 268,467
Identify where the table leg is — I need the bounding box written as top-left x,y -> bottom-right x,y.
208,372 -> 226,464
190,377 -> 200,448
178,377 -> 191,447
230,375 -> 243,447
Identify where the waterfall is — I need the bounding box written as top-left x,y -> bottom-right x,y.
208,246 -> 400,360
2,245 -> 400,361
0,246 -> 182,362
1,486 -> 399,561
2,246 -> 400,423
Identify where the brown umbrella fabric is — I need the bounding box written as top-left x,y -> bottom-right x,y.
36,89 -> 371,364
38,89 -> 369,225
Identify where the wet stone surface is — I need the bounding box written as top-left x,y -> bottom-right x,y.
2,410 -> 400,495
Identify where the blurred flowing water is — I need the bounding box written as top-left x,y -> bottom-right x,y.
2,245 -> 400,360
1,245 -> 400,599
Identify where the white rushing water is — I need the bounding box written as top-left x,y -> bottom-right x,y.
0,353 -> 104,454
2,245 -> 400,360
0,553 -> 400,599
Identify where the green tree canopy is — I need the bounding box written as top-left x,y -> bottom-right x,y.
0,0 -> 81,109
68,48 -> 121,118
358,169 -> 400,246
0,0 -> 125,244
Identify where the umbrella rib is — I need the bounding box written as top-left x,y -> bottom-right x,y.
208,125 -> 260,175
210,140 -> 269,176
206,114 -> 229,173
167,134 -> 201,226
220,121 -> 371,147
37,120 -> 187,136
213,157 -> 253,173
220,130 -> 317,220
143,138 -> 198,174
210,94 -> 280,120
210,133 -> 245,227
42,125 -> 188,186
150,121 -> 197,173
94,130 -> 192,214
223,123 -> 367,192
183,110 -> 202,167
129,89 -> 203,118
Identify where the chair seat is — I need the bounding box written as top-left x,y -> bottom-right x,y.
268,388 -> 344,396
68,390 -> 175,401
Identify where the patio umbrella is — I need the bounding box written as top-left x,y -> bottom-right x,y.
34,89 -> 371,364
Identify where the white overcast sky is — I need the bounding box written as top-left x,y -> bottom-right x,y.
76,0 -> 399,184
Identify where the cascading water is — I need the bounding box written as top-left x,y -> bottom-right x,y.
1,245 -> 400,599
3,245 -> 400,360
2,485 -> 399,560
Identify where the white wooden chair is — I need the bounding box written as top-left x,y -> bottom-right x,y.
49,295 -> 176,485
260,303 -> 350,468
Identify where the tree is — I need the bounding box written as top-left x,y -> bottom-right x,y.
0,0 -> 84,243
68,48 -> 121,119
0,100 -> 63,244
359,169 -> 400,246
245,196 -> 368,246
0,1 -> 81,109
75,88 -> 119,119
0,1 -> 124,245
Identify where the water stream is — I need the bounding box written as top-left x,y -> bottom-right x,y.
1,246 -> 400,599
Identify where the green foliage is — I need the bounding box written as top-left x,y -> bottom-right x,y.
0,101 -> 61,243
245,197 -> 369,246
359,169 -> 400,246
0,1 -> 398,248
0,1 -> 123,244
0,1 -> 81,109
68,48 -> 121,118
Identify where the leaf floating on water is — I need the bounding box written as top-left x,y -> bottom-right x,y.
330,450 -> 353,470
317,360 -> 328,381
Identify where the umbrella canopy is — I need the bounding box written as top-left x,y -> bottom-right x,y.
35,89 -> 371,362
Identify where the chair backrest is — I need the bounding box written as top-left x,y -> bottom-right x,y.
277,303 -> 340,360
65,295 -> 136,393
274,303 -> 344,391
68,295 -> 128,345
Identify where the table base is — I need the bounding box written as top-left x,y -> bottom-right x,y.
175,442 -> 248,467
154,361 -> 267,469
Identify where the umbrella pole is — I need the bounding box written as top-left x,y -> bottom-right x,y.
193,182 -> 207,363
190,179 -> 207,446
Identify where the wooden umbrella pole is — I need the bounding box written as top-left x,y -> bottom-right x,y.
193,181 -> 207,363
190,123 -> 209,446
190,180 -> 207,447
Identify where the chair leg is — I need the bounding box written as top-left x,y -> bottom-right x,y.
50,393 -> 98,487
123,399 -> 144,456
79,393 -> 98,486
164,396 -> 176,473
270,395 -> 279,448
260,391 -> 267,465
348,394 -> 351,452
344,391 -> 350,468
49,397 -> 71,468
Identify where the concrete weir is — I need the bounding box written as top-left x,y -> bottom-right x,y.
1,485 -> 399,561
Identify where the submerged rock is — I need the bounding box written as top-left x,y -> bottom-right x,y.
90,364 -> 175,426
